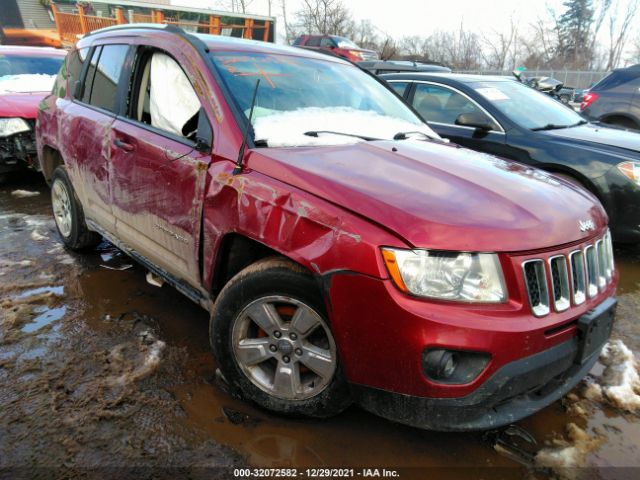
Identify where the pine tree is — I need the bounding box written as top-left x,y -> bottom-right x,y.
558,0 -> 595,68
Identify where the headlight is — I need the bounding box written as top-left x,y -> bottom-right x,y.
381,248 -> 507,302
617,161 -> 640,187
348,50 -> 364,60
0,118 -> 31,138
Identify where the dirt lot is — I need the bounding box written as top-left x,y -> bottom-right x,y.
1,175 -> 639,479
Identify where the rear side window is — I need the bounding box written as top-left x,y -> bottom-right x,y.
389,82 -> 409,97
64,47 -> 88,99
81,45 -> 129,113
292,36 -> 305,46
81,47 -> 100,104
306,36 -> 321,47
592,71 -> 640,92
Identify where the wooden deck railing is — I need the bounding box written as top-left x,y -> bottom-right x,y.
51,2 -> 271,46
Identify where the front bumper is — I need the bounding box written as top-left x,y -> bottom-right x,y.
0,129 -> 37,174
351,296 -> 616,431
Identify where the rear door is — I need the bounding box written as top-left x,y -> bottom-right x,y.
57,44 -> 130,234
406,81 -> 508,156
109,46 -> 213,287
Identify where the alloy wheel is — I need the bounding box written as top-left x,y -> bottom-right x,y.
52,179 -> 72,238
232,295 -> 337,401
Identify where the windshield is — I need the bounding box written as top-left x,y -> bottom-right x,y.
334,37 -> 359,49
211,52 -> 437,147
472,80 -> 584,130
0,54 -> 64,93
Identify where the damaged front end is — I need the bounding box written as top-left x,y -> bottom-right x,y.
0,118 -> 37,175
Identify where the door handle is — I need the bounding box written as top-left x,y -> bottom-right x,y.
114,138 -> 135,152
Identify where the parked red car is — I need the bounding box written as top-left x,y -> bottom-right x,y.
37,25 -> 617,431
0,45 -> 66,181
293,34 -> 379,62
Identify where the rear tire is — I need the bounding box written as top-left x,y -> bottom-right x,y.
210,257 -> 352,418
51,166 -> 101,250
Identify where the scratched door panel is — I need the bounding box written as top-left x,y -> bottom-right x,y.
110,119 -> 208,286
59,101 -> 116,233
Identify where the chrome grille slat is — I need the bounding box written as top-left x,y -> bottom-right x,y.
568,250 -> 586,305
584,245 -> 598,298
549,255 -> 570,312
522,259 -> 550,317
595,240 -> 607,290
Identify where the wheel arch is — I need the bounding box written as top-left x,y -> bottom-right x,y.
599,113 -> 640,129
40,145 -> 64,184
209,233 -> 313,296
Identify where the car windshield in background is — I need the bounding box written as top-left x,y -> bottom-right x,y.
0,55 -> 63,77
0,54 -> 64,94
334,37 -> 359,48
472,80 -> 584,130
211,52 -> 436,147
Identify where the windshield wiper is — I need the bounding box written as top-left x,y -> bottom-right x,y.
304,130 -> 380,141
531,123 -> 574,131
393,131 -> 444,142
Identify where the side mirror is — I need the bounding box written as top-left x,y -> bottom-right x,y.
455,112 -> 494,131
195,107 -> 213,152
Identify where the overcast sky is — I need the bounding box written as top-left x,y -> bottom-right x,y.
170,0 -> 634,45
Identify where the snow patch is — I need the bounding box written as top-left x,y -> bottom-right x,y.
0,74 -> 56,94
591,340 -> 640,412
252,106 -> 439,147
535,423 -> 602,476
11,190 -> 40,198
31,230 -> 47,242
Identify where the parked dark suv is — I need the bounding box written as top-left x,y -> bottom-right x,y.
37,24 -> 616,432
581,65 -> 640,130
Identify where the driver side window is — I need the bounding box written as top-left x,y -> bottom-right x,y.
129,49 -> 204,141
413,83 -> 483,126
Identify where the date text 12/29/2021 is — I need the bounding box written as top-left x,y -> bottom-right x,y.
233,469 -> 400,478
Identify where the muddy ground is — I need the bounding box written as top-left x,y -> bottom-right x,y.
1,174 -> 639,480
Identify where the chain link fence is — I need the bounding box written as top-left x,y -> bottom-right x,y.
457,70 -> 609,89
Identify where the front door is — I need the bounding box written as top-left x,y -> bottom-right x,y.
407,82 -> 508,158
110,48 -> 212,287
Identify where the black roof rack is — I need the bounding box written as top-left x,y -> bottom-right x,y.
84,22 -> 185,38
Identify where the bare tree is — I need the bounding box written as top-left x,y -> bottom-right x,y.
481,17 -> 518,70
378,37 -> 398,60
280,0 -> 297,43
605,0 -> 639,69
294,0 -> 353,36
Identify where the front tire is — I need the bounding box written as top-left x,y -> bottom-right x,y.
51,166 -> 101,250
210,257 -> 351,418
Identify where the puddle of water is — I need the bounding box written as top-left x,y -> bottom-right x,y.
16,285 -> 64,300
21,305 -> 66,333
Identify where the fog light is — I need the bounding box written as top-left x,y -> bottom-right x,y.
424,350 -> 458,379
422,348 -> 491,385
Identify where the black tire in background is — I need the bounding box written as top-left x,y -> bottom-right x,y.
210,257 -> 352,418
50,166 -> 101,250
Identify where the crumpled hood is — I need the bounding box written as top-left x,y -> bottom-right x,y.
249,140 -> 608,252
0,92 -> 47,119
541,122 -> 640,154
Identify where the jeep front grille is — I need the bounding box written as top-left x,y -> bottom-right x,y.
522,230 -> 614,317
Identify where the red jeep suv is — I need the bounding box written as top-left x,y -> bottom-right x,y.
293,34 -> 379,62
37,25 -> 617,431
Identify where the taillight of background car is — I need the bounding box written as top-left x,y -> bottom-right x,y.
580,92 -> 599,111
